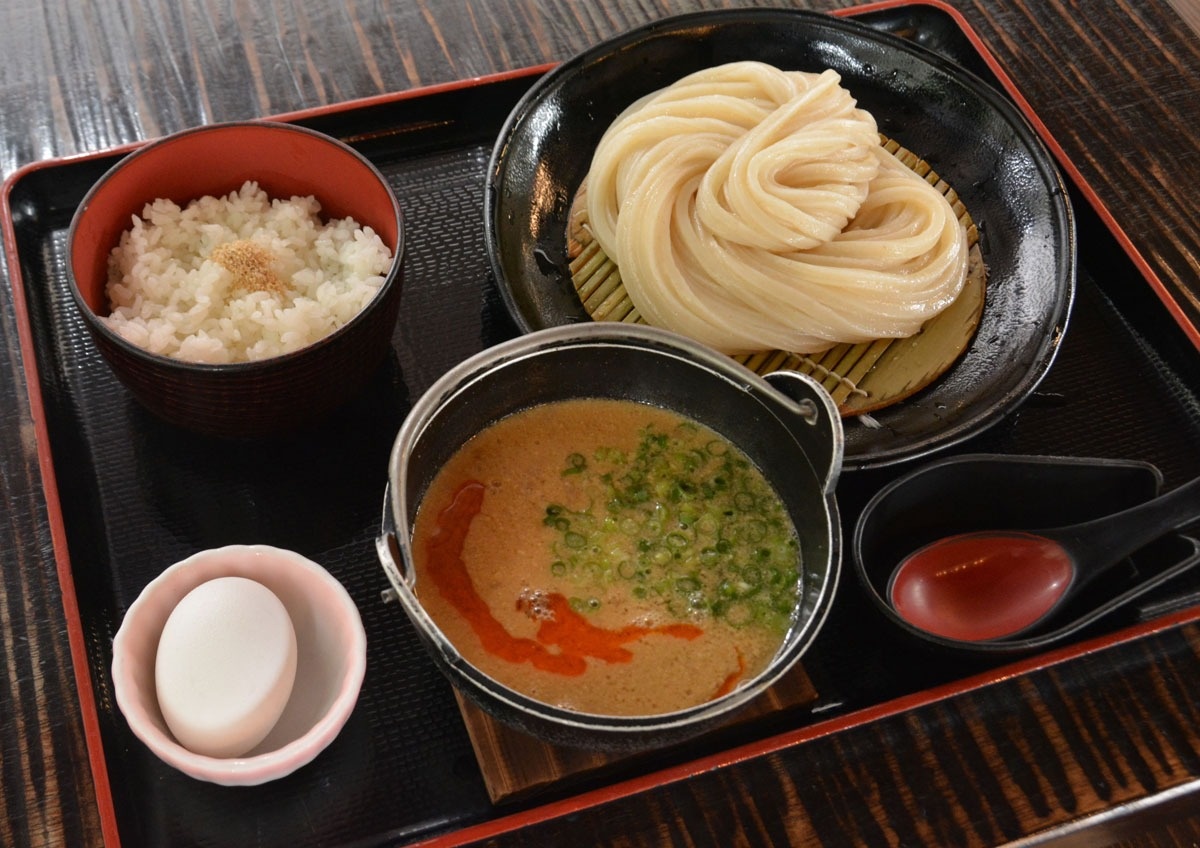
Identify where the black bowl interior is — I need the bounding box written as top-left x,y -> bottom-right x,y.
485,8 -> 1075,471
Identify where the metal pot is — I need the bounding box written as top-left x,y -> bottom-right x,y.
376,323 -> 843,751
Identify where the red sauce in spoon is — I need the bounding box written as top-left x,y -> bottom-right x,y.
889,531 -> 1075,642
422,480 -> 704,676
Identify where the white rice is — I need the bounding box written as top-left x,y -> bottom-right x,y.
103,180 -> 394,364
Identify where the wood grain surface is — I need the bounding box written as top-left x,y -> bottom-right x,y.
2,1 -> 1199,847
457,664 -> 819,805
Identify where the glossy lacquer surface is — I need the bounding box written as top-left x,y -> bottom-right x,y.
2,2 -> 1200,847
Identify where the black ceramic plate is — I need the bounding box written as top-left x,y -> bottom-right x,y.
484,8 -> 1075,471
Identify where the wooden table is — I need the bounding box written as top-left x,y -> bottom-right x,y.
2,1 -> 1199,845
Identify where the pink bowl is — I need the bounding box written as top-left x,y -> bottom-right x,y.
111,545 -> 367,786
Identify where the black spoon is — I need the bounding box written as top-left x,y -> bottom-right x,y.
887,475 -> 1200,643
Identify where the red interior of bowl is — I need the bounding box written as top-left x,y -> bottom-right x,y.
70,122 -> 400,314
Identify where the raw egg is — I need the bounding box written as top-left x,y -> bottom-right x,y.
154,576 -> 298,758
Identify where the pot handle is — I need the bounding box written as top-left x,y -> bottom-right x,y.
376,482 -> 411,604
762,370 -> 843,490
374,483 -> 468,664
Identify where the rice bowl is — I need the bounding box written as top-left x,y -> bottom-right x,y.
67,120 -> 405,439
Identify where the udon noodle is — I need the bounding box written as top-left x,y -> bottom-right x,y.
584,62 -> 969,354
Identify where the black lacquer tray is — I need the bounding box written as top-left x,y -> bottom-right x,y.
4,3 -> 1200,846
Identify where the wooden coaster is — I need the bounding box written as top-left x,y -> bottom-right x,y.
567,137 -> 985,417
456,663 -> 818,804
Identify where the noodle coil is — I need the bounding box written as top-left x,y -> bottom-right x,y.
584,62 -> 969,354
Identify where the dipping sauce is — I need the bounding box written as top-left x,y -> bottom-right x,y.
411,398 -> 800,716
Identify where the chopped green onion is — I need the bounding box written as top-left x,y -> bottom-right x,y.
562,452 -> 587,475
540,421 -> 800,635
